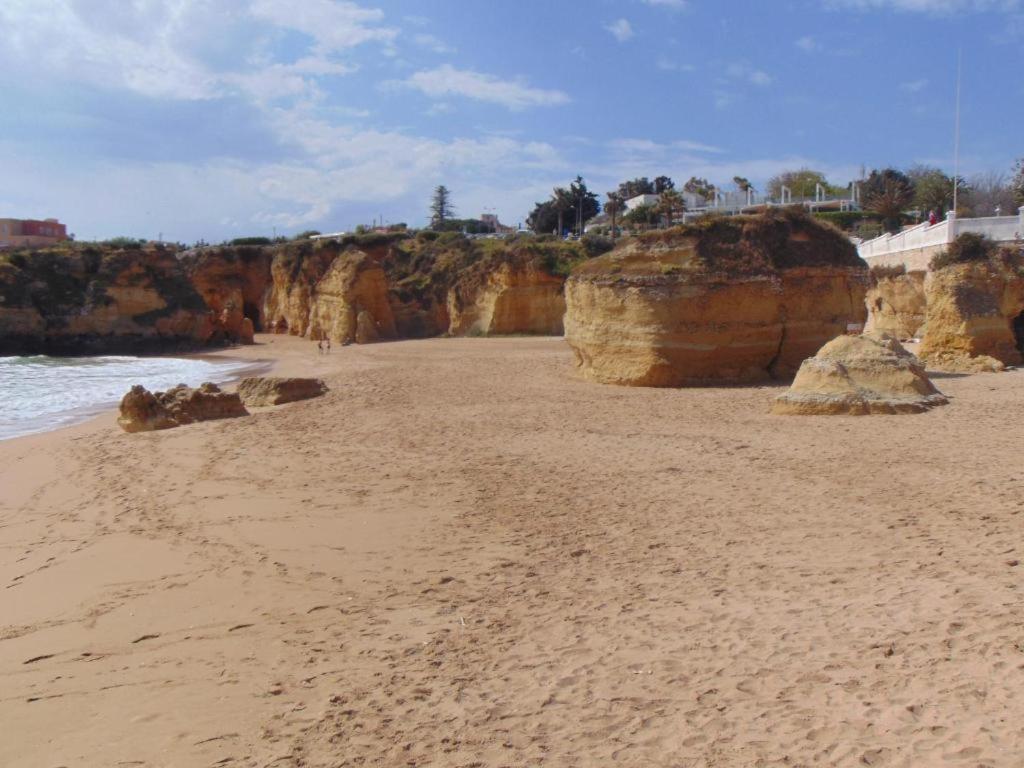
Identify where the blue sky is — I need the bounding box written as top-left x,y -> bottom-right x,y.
0,0 -> 1021,242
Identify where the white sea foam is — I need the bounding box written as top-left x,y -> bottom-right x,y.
0,355 -> 264,440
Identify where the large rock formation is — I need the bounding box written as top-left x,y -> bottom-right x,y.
180,246 -> 273,342
564,211 -> 869,386
447,258 -> 566,336
118,382 -> 247,433
0,246 -> 217,355
773,333 -> 947,415
918,259 -> 1024,372
865,268 -> 927,340
237,376 -> 327,406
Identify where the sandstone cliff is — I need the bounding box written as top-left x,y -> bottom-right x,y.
865,268 -> 927,340
180,245 -> 273,342
919,256 -> 1024,371
564,210 -> 868,386
447,257 -> 566,336
0,245 -> 218,355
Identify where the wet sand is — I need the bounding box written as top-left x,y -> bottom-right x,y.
2,334 -> 1024,767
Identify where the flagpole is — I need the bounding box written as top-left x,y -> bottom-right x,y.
953,48 -> 962,215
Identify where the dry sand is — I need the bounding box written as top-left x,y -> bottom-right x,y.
2,334 -> 1024,767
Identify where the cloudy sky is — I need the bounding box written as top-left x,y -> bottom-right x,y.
1,0 -> 1021,242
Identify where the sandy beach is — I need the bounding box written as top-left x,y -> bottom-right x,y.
3,334 -> 1024,767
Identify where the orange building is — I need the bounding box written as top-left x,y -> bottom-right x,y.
0,218 -> 69,248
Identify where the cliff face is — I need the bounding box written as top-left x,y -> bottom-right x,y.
564,211 -> 868,386
865,270 -> 927,340
180,246 -> 273,342
447,259 -> 566,336
919,260 -> 1024,370
0,246 -> 218,355
307,250 -> 397,344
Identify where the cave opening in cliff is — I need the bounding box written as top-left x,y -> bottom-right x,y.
244,302 -> 262,332
1013,311 -> 1024,355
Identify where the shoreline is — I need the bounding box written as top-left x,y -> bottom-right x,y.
0,337 -> 286,444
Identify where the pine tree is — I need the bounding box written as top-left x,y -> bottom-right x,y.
430,185 -> 453,228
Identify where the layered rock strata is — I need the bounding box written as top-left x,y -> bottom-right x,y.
564,212 -> 869,386
447,260 -> 566,336
773,333 -> 947,415
919,259 -> 1024,372
865,270 -> 927,340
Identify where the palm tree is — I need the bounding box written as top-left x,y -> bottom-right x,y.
655,188 -> 685,228
605,193 -> 625,238
863,169 -> 915,233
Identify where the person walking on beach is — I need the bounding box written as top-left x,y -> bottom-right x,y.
317,338 -> 324,355
325,337 -> 331,354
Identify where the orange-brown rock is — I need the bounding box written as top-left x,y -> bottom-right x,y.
117,382 -> 247,433
447,259 -> 566,336
180,246 -> 273,342
236,376 -> 327,407
773,333 -> 947,415
865,269 -> 927,340
564,211 -> 869,386
0,245 -> 215,355
307,250 -> 397,344
919,259 -> 1024,371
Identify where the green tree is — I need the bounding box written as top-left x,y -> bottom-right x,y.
655,188 -> 685,228
766,169 -> 829,200
862,169 -> 914,233
1013,158 -> 1024,207
527,177 -> 600,235
907,165 -> 965,217
623,204 -> 657,229
963,171 -> 1017,217
683,176 -> 716,201
430,185 -> 454,228
604,193 -> 625,238
733,176 -> 753,193
616,177 -> 655,200
654,175 -> 675,194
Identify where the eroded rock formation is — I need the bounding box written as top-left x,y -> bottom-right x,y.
919,259 -> 1024,372
773,333 -> 947,415
865,269 -> 927,340
564,211 -> 869,386
118,382 -> 247,433
180,246 -> 273,342
0,246 -> 216,355
237,376 -> 327,407
447,259 -> 566,336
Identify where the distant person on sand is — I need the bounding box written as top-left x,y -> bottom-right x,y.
317,339 -> 323,355
928,209 -> 938,226
325,338 -> 331,354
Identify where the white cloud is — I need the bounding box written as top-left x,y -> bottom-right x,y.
823,0 -> 1020,13
395,65 -> 569,110
900,78 -> 930,91
657,56 -> 696,72
249,0 -> 397,51
605,18 -> 635,41
796,35 -> 821,51
641,0 -> 688,8
726,63 -> 774,87
413,33 -> 455,54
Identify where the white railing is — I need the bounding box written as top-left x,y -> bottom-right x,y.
858,208 -> 1024,265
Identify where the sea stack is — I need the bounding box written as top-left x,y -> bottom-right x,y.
563,209 -> 869,386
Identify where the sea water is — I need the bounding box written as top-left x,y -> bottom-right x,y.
0,355 -> 263,441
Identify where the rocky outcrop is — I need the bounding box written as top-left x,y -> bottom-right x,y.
264,243 -> 397,343
865,270 -> 927,340
118,382 -> 247,433
773,333 -> 947,415
564,211 -> 869,386
0,246 -> 217,355
237,376 -> 327,406
447,260 -> 566,336
919,259 -> 1024,371
180,246 -> 273,341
